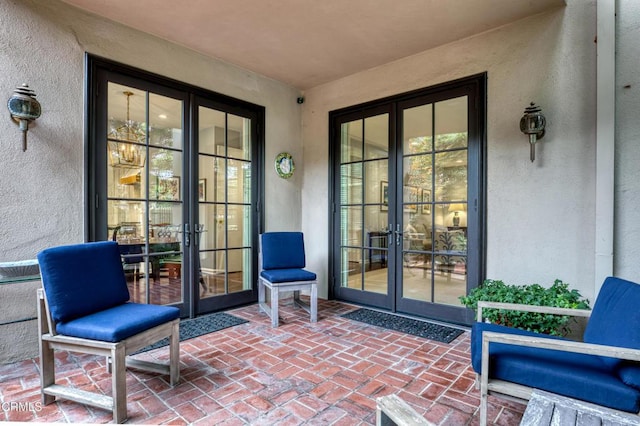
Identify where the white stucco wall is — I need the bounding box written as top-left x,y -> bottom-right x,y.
302,1 -> 599,300
615,1 -> 640,282
0,0 -> 303,264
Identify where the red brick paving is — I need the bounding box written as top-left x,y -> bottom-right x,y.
0,299 -> 525,424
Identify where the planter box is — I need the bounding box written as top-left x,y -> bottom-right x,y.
0,278 -> 41,364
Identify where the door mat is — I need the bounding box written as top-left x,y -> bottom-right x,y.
135,312 -> 248,354
341,308 -> 464,344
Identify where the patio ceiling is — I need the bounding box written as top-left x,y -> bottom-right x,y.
61,0 -> 565,90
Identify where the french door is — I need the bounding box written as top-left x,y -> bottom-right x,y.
330,74 -> 485,325
87,56 -> 263,317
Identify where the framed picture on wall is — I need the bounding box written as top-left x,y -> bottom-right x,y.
198,179 -> 206,202
380,181 -> 389,211
422,189 -> 432,215
404,185 -> 418,213
157,176 -> 180,201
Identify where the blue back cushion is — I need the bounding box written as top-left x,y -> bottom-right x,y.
584,277 -> 640,352
37,241 -> 130,323
584,276 -> 640,389
261,232 -> 306,270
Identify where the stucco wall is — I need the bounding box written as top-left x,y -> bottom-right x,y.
301,1 -> 599,300
0,0 -> 303,264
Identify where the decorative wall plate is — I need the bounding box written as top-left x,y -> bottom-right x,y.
275,152 -> 295,179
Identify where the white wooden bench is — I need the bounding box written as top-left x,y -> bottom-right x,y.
521,389 -> 640,426
376,394 -> 434,426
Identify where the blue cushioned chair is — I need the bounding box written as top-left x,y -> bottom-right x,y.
471,276 -> 640,425
37,241 -> 180,423
258,232 -> 318,327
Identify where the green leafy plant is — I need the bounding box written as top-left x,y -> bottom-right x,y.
459,279 -> 590,336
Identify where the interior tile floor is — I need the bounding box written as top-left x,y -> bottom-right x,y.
0,299 -> 525,425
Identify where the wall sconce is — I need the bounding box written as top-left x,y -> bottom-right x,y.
519,102 -> 546,162
448,203 -> 466,227
7,84 -> 41,151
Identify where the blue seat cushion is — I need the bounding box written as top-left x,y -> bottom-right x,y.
56,303 -> 180,342
261,232 -> 306,270
38,241 -> 130,323
472,322 -> 640,412
260,268 -> 316,284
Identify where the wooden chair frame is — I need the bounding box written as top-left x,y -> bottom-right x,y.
476,301 -> 640,426
37,288 -> 180,423
258,276 -> 318,328
257,237 -> 318,328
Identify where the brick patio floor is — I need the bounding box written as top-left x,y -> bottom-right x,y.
0,299 -> 525,425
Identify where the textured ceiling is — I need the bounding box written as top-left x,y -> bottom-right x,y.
61,0 -> 565,90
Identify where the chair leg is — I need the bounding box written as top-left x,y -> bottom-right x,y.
258,278 -> 265,306
310,283 -> 318,323
270,285 -> 279,327
37,294 -> 56,406
111,345 -> 127,423
39,339 -> 56,406
169,321 -> 180,386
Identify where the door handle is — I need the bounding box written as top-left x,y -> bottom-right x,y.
183,223 -> 190,247
395,224 -> 403,246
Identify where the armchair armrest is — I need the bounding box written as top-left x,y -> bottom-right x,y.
477,301 -> 592,323
481,331 -> 640,363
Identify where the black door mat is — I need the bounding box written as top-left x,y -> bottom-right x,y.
341,308 -> 464,344
135,312 -> 248,354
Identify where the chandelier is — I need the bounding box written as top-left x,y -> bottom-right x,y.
108,91 -> 146,168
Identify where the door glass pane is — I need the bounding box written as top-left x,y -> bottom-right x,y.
149,93 -> 182,149
107,83 -> 184,306
199,156 -> 226,203
339,113 -> 389,296
341,247 -> 362,289
364,206 -> 388,294
434,151 -> 467,202
341,163 -> 362,204
364,160 -> 388,204
341,120 -> 363,163
198,108 -> 225,156
404,104 -> 433,154
364,114 -> 388,160
228,114 -> 251,160
340,206 -> 362,247
435,96 -> 468,150
198,106 -> 252,299
402,97 -> 468,306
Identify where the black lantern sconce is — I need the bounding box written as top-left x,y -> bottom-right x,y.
7,84 -> 41,151
519,102 -> 546,162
